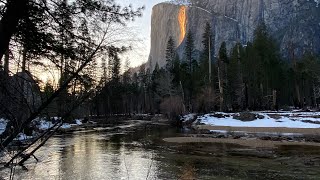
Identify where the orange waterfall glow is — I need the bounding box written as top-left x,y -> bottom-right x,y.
178,6 -> 187,44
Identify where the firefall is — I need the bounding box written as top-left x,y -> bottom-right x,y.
178,6 -> 187,45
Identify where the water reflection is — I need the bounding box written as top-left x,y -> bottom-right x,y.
6,131 -> 161,180
1,123 -> 320,180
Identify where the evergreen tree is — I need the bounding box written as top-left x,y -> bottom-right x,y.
110,53 -> 121,83
184,29 -> 195,74
183,29 -> 197,111
200,22 -> 214,85
172,54 -> 181,87
218,42 -> 228,111
228,43 -> 244,110
123,58 -> 131,85
165,36 -> 176,72
252,22 -> 282,109
219,42 -> 228,63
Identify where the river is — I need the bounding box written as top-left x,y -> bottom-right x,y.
1,120 -> 320,180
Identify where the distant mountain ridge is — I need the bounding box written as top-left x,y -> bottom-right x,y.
148,0 -> 320,69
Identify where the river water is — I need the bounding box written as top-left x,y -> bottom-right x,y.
1,120 -> 320,180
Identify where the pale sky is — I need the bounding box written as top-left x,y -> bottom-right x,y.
37,0 -> 166,84
119,0 -> 166,68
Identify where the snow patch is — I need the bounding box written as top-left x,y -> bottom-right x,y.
198,112 -> 320,129
61,123 -> 71,129
15,133 -> 33,141
166,0 -> 191,6
224,15 -> 238,22
75,119 -> 82,125
181,113 -> 197,122
191,6 -> 212,14
0,118 -> 8,135
38,120 -> 54,130
36,118 -> 83,130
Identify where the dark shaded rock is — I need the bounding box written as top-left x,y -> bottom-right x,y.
234,112 -> 262,122
211,113 -> 229,118
302,120 -> 320,125
260,136 -> 272,141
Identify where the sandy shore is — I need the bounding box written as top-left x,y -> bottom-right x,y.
163,137 -> 320,148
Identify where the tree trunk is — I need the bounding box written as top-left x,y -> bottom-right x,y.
180,81 -> 186,113
295,82 -> 301,108
244,83 -> 249,110
0,0 -> 28,60
273,89 -> 277,111
22,46 -> 27,72
218,65 -> 224,112
4,48 -> 9,75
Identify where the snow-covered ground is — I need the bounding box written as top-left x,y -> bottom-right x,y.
14,133 -> 33,141
37,118 -> 83,130
0,118 -> 7,135
0,117 -> 83,141
195,111 -> 320,129
181,113 -> 197,122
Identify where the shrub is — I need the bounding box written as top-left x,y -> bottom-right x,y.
160,96 -> 185,120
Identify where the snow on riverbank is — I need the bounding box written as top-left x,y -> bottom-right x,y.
15,133 -> 33,141
181,113 -> 197,122
195,111 -> 320,129
37,118 -> 83,130
0,117 -> 83,141
0,118 -> 7,135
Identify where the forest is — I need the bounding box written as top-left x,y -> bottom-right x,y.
96,22 -> 320,118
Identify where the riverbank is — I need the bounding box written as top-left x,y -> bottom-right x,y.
163,136 -> 320,148
181,111 -> 320,138
161,111 -> 320,158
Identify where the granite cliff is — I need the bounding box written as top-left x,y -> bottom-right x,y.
148,0 -> 320,69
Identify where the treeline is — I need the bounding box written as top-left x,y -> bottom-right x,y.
94,22 -> 320,117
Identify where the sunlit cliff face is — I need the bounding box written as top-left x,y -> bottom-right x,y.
178,6 -> 187,45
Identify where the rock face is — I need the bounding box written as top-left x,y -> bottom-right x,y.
148,0 -> 320,69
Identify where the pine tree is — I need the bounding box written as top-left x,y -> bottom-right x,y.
200,22 -> 214,84
184,29 -> 195,74
252,22 -> 282,109
110,54 -> 121,83
183,29 -> 196,111
228,43 -> 244,110
218,42 -> 228,111
123,58 -> 131,85
165,36 -> 176,72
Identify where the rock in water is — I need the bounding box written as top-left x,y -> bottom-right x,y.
148,0 -> 320,69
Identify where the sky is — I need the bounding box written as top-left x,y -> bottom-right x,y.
36,0 -> 166,84
119,0 -> 166,68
